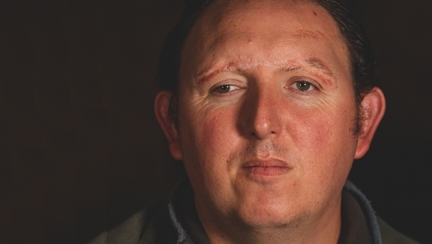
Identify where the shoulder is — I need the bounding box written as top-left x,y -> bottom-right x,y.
87,202 -> 177,244
87,207 -> 155,244
377,217 -> 420,244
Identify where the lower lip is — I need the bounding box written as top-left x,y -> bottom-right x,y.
242,166 -> 291,182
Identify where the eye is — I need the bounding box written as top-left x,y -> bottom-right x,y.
212,84 -> 238,94
294,81 -> 315,92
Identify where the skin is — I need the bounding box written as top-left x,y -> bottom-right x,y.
155,0 -> 386,243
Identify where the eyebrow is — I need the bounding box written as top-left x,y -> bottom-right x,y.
195,58 -> 335,84
304,58 -> 334,77
276,58 -> 335,87
195,63 -> 243,84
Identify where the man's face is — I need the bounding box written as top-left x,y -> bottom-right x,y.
171,0 -> 363,229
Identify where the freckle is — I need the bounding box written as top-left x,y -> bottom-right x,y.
313,11 -> 317,16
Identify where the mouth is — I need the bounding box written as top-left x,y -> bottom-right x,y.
241,159 -> 292,182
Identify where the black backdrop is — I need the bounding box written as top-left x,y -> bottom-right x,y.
1,0 -> 431,243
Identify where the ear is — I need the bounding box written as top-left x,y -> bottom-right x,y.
154,91 -> 183,160
355,87 -> 386,159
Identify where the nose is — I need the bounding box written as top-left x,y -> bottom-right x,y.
245,88 -> 281,139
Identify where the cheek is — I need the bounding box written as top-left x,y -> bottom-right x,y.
178,108 -> 241,195
288,100 -> 357,159
178,104 -> 239,166
203,111 -> 233,145
291,115 -> 331,156
289,110 -> 356,197
197,110 -> 237,153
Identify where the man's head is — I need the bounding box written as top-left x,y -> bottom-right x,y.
155,0 -> 385,242
157,0 -> 378,130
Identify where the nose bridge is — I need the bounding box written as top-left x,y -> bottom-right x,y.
248,83 -> 281,139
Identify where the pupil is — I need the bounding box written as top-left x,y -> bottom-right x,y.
297,82 -> 310,91
217,85 -> 230,93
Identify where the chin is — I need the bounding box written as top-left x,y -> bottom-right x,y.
239,213 -> 302,230
235,200 -> 305,229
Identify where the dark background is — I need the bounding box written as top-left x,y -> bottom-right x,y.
1,0 -> 431,243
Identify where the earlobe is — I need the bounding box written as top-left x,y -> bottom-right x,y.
154,91 -> 183,160
355,87 -> 386,159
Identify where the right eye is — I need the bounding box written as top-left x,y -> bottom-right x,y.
212,84 -> 238,94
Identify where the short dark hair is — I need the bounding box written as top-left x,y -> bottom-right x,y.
315,0 -> 377,103
157,0 -> 211,91
157,0 -> 377,121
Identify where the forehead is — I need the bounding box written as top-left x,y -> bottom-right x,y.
180,0 -> 350,83
198,0 -> 328,32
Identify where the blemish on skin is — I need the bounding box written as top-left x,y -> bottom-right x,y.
313,11 -> 317,16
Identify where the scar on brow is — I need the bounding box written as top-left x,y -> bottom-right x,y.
196,67 -> 224,84
293,30 -> 324,39
196,63 -> 234,84
305,58 -> 333,76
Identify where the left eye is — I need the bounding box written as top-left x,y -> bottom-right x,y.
213,84 -> 237,94
294,81 -> 315,91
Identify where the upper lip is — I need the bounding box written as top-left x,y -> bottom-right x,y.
242,158 -> 290,168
